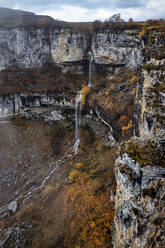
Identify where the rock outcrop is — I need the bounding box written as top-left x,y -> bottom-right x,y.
92,30 -> 142,67
114,25 -> 165,248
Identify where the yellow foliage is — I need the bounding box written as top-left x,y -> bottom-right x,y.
139,25 -> 147,37
131,88 -> 136,95
122,120 -> 133,137
130,75 -> 137,83
65,172 -> 115,248
105,90 -> 110,97
76,162 -> 83,169
68,170 -> 80,183
55,183 -> 60,190
80,85 -> 90,105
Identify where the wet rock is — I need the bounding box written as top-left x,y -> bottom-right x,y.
51,110 -> 63,121
115,151 -> 165,248
7,200 -> 17,213
0,223 -> 32,248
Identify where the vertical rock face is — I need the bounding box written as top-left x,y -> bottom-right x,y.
0,93 -> 71,117
50,31 -> 89,63
115,145 -> 165,248
92,30 -> 142,66
0,8 -> 143,71
0,27 -> 90,70
139,69 -> 165,139
0,26 -> 142,70
114,27 -> 165,248
0,94 -> 23,117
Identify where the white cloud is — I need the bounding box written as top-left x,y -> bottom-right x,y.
37,1 -> 165,22
13,4 -> 21,10
38,5 -> 96,22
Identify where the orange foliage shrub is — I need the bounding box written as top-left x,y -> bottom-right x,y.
122,120 -> 133,137
105,90 -> 110,97
76,162 -> 83,169
130,75 -> 137,83
139,25 -> 147,37
65,173 -> 114,248
131,88 -> 136,95
68,170 -> 80,183
80,85 -> 90,105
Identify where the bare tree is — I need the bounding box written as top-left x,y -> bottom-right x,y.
105,13 -> 124,22
128,17 -> 134,22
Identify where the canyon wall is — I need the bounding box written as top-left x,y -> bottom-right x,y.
0,27 -> 142,70
0,8 -> 142,71
114,27 -> 165,248
0,9 -> 142,119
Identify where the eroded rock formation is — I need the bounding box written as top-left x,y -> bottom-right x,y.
114,25 -> 165,248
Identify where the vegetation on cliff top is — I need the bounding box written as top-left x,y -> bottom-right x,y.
120,137 -> 165,168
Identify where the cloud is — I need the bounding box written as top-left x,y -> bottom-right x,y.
38,1 -> 165,22
38,5 -> 94,22
1,0 -> 148,11
0,0 -> 164,21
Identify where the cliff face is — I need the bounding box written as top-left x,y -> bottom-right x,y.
0,27 -> 142,70
0,27 -> 89,70
0,8 -> 142,71
114,26 -> 165,248
92,30 -> 142,66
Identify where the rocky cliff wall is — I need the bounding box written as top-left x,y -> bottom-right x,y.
0,92 -> 72,117
114,26 -> 165,248
0,27 -> 90,70
0,10 -> 142,71
0,27 -> 142,70
92,30 -> 142,66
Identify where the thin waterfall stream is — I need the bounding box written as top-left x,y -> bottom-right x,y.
74,92 -> 82,154
88,51 -> 94,87
73,51 -> 93,154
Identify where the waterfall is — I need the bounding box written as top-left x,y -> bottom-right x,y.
73,51 -> 93,154
73,92 -> 82,154
88,51 -> 94,87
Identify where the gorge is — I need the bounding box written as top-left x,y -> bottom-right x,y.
0,7 -> 165,248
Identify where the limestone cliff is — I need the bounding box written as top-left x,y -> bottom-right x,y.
0,8 -> 142,72
114,24 -> 165,248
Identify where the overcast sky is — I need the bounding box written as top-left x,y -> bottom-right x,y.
0,0 -> 165,21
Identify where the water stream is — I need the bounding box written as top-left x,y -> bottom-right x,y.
74,92 -> 82,154
73,51 -> 93,154
88,51 -> 94,87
